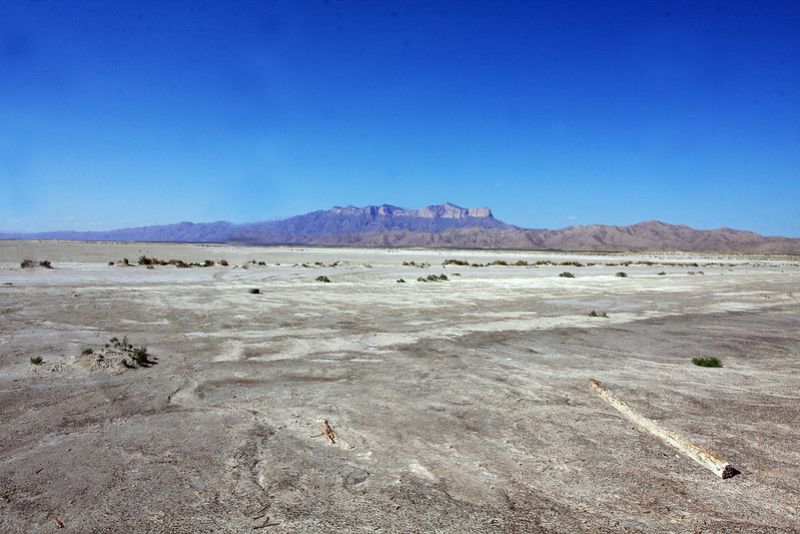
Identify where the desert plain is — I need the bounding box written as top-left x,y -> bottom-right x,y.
1,240 -> 799,533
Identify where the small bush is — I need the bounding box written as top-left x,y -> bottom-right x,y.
418,274 -> 449,282
138,255 -> 154,266
657,271 -> 666,276
108,261 -> 115,266
82,348 -> 94,356
38,260 -> 53,269
489,260 -> 508,266
20,259 -> 35,269
30,356 -> 43,365
559,272 -> 575,278
443,259 -> 470,266
316,275 -> 331,283
693,356 -> 722,368
249,288 -> 261,294
397,278 -> 406,283
131,347 -> 151,366
615,271 -> 627,278
219,260 -> 229,266
514,260 -> 529,266
203,260 -> 215,267
588,310 -> 609,318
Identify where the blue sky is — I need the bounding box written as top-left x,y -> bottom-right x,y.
1,0 -> 799,235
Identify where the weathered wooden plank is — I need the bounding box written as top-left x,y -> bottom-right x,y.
588,379 -> 740,479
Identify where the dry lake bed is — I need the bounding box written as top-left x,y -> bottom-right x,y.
1,240 -> 799,533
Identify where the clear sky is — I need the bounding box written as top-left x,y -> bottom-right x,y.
1,1 -> 799,235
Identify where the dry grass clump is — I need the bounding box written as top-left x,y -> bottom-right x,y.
442,259 -> 470,266
93,336 -> 156,369
588,310 -> 609,318
559,271 -> 575,278
316,275 -> 331,283
20,259 -> 53,269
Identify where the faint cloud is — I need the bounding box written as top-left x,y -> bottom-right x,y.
566,215 -> 577,221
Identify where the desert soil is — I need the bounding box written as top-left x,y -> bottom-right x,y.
1,241 -> 799,533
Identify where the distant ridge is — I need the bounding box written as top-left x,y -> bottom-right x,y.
2,203 -> 799,254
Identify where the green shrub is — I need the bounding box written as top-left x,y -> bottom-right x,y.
514,260 -> 529,266
397,278 -> 406,283
559,272 -> 575,278
30,356 -> 43,365
82,348 -> 94,356
588,310 -> 608,318
615,271 -> 627,278
38,260 -> 53,269
219,259 -> 229,266
20,259 -> 35,269
316,275 -> 331,283
657,271 -> 666,276
692,356 -> 722,368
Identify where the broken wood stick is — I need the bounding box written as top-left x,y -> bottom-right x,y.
322,419 -> 336,444
588,379 -> 740,479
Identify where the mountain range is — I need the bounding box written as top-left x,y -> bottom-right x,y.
2,202 -> 799,254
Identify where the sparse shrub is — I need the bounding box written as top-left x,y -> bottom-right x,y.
219,260 -> 229,266
419,274 -> 449,282
108,261 -> 115,266
657,272 -> 666,276
38,260 -> 53,269
203,260 -> 215,267
316,275 -> 331,283
561,261 -> 584,267
131,346 -> 150,366
30,356 -> 43,365
20,259 -> 35,269
258,261 -> 266,266
397,278 -> 406,283
514,260 -> 529,266
489,260 -> 508,266
82,348 -> 94,356
692,356 -> 722,368
616,272 -> 627,278
588,310 -> 609,318
138,255 -> 154,266
443,259 -> 470,266
559,272 -> 575,278
249,288 -> 261,294
123,258 -> 130,266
